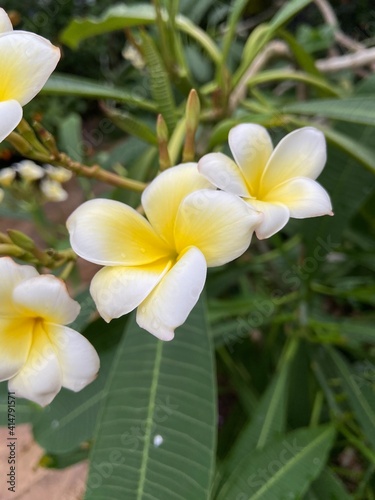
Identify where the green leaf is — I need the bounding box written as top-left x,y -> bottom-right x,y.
233,0 -> 313,86
140,30 -> 177,133
269,0 -> 313,31
102,105 -> 157,145
85,296 -> 216,499
216,425 -> 336,500
325,347 -> 375,452
32,317 -> 125,453
58,113 -> 83,162
60,4 -> 221,64
43,74 -> 157,112
285,98 -> 375,126
219,339 -> 297,488
304,467 -> 353,500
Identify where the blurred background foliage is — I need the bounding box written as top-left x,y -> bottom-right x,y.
0,0 -> 375,499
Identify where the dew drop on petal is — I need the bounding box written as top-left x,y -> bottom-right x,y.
153,434 -> 163,447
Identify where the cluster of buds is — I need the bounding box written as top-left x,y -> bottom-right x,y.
0,159 -> 72,204
0,228 -> 76,270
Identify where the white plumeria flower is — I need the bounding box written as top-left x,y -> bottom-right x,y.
0,166 -> 16,186
0,8 -> 60,143
198,124 -> 333,239
44,164 -> 72,183
15,159 -> 44,181
67,163 -> 261,341
40,178 -> 68,202
0,257 -> 100,406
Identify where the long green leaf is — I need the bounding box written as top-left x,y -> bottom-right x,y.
218,339 -> 297,490
233,0 -> 313,86
304,467 -> 353,500
42,74 -> 157,112
325,346 -> 375,452
102,105 -> 157,145
85,297 -> 216,499
217,425 -> 335,500
285,98 -> 375,126
60,4 -> 221,64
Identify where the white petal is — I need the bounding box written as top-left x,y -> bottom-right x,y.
198,152 -> 250,196
260,127 -> 326,194
141,163 -> 214,246
228,124 -> 273,194
8,321 -> 62,406
174,189 -> 261,267
0,257 -> 38,316
67,199 -> 170,266
90,260 -> 172,322
0,318 -> 32,382
0,100 -> 22,142
266,177 -> 333,218
13,275 -> 80,325
0,8 -> 13,33
248,200 -> 290,239
0,31 -> 60,105
47,324 -> 100,392
136,247 -> 207,340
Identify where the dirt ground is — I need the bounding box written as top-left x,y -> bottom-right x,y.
0,425 -> 88,499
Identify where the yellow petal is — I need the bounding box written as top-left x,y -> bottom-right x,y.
228,123 -> 273,195
0,317 -> 33,381
67,199 -> 171,266
0,31 -> 60,105
8,320 -> 62,406
260,127 -> 326,195
13,275 -> 80,325
90,259 -> 172,322
141,163 -> 214,246
247,199 -> 290,239
265,177 -> 333,218
136,247 -> 207,340
174,190 -> 261,267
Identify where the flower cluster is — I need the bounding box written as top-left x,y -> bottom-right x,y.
0,160 -> 72,203
67,128 -> 332,340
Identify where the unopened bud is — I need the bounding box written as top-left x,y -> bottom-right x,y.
7,229 -> 35,252
157,114 -> 171,170
33,122 -> 59,156
5,132 -> 34,156
0,243 -> 26,258
185,89 -> 200,133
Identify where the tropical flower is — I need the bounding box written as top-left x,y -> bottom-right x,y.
0,8 -> 60,143
40,178 -> 68,202
0,257 -> 100,406
198,124 -> 333,239
67,163 -> 260,340
44,164 -> 73,183
15,159 -> 44,181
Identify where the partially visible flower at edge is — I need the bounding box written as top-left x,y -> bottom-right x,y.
0,8 -> 60,143
67,163 -> 261,341
198,124 -> 333,239
0,257 -> 100,406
